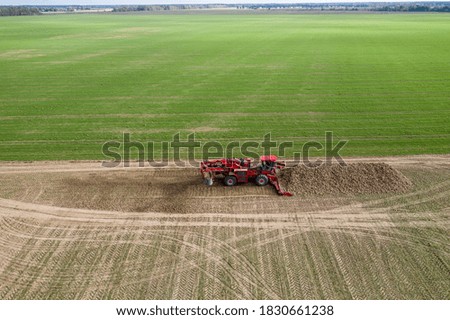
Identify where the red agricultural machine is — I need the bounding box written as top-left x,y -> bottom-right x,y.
200,155 -> 293,196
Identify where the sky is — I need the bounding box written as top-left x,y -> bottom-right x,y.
0,0 -> 440,5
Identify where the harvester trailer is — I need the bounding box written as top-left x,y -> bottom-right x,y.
200,155 -> 293,196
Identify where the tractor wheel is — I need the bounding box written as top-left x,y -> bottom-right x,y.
255,174 -> 269,186
204,178 -> 213,186
223,175 -> 237,187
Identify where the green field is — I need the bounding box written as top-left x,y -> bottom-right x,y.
0,14 -> 449,160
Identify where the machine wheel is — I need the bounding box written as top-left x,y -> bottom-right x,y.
255,174 -> 269,186
223,175 -> 237,187
204,178 -> 213,186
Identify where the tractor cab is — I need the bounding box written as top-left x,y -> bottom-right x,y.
259,155 -> 277,171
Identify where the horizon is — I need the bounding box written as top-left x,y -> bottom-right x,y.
1,0 -> 445,6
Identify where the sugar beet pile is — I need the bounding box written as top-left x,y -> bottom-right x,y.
280,163 -> 412,195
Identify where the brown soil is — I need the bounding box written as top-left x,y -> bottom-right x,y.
1,162 -> 411,214
0,155 -> 448,299
61,171 -> 200,213
280,163 -> 412,195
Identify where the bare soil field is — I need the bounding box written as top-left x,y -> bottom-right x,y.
0,155 -> 448,299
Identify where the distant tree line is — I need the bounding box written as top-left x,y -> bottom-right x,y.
242,2 -> 450,12
0,6 -> 41,16
113,5 -> 176,12
112,4 -> 227,12
377,4 -> 450,12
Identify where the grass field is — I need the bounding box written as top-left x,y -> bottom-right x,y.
1,14 -> 449,160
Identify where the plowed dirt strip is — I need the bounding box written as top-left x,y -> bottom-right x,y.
0,156 -> 448,299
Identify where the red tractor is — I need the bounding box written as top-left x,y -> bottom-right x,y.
200,155 -> 293,196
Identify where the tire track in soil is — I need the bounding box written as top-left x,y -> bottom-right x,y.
302,228 -> 334,299
239,228 -> 300,298
0,221 -> 237,295
171,231 -> 205,299
1,209 -> 447,259
1,225 -> 60,299
0,196 -> 446,234
118,228 -> 284,296
403,234 -> 450,299
0,211 -> 446,288
369,227 -> 406,299
229,226 -> 299,251
155,228 -> 280,299
324,179 -> 450,215
326,231 -> 357,299
0,157 -> 448,299
358,217 -> 399,299
107,241 -> 244,299
361,180 -> 450,210
279,230 -> 300,299
377,232 -> 416,299
0,194 -> 444,231
362,233 -> 389,299
326,226 -> 448,299
346,228 -> 376,299
57,228 -> 259,299
385,240 -> 433,299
